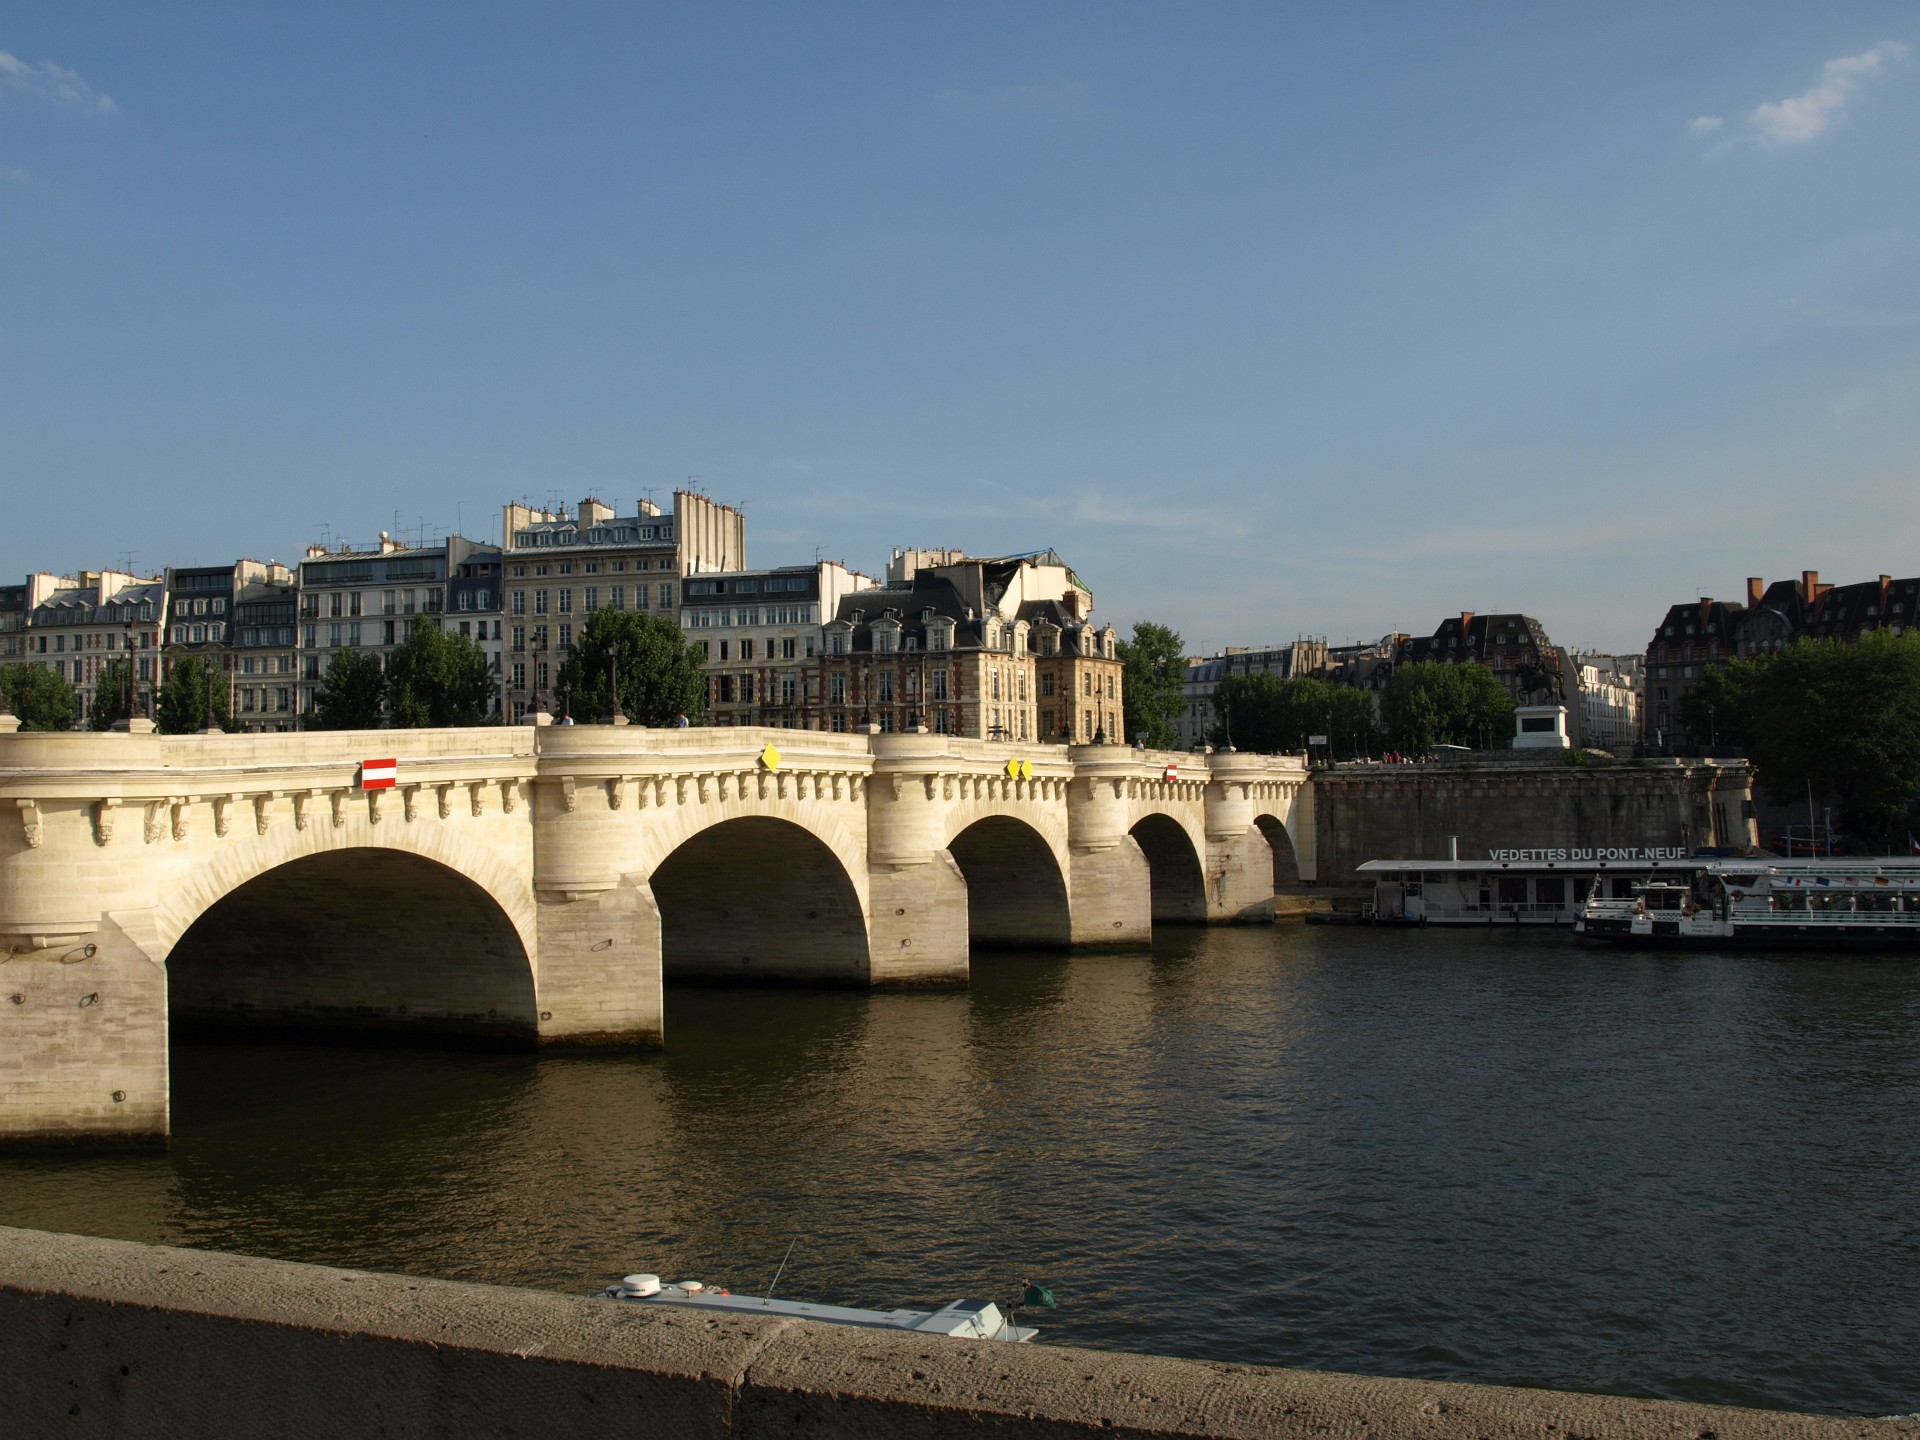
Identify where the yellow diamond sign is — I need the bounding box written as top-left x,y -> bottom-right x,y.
1020,758 -> 1034,781
1005,756 -> 1021,779
759,743 -> 782,772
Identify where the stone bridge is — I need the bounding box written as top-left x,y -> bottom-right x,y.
0,726 -> 1310,1143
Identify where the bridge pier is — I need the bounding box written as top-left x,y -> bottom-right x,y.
1066,841 -> 1154,945
533,879 -> 664,1046
0,911 -> 169,1145
866,858 -> 971,985
1204,830 -> 1279,924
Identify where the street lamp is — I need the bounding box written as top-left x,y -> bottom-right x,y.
608,652 -> 626,725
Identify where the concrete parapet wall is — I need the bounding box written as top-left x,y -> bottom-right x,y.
1,1226 -> 1907,1440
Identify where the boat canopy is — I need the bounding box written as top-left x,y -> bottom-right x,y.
1355,858 -> 1707,875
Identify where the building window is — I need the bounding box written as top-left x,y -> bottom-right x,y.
558,589 -> 572,614
659,583 -> 673,608
511,591 -> 526,616
831,675 -> 846,704
559,624 -> 572,649
878,672 -> 894,702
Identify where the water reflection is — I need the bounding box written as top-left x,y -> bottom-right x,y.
1,926 -> 1917,1417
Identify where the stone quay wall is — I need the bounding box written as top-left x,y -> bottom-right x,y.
2,1226 -> 1908,1440
1312,756 -> 1758,885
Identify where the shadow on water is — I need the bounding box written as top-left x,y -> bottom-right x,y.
1,925 -> 1918,1417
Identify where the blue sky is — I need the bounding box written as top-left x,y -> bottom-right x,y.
3,5 -> 1916,653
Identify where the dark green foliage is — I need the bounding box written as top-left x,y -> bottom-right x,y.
156,654 -> 233,734
555,608 -> 708,725
1676,655 -> 1761,750
1211,672 -> 1382,759
1,664 -> 77,731
1379,661 -> 1515,753
310,648 -> 389,731
88,659 -> 138,730
388,621 -> 496,727
1117,621 -> 1187,749
1688,631 -> 1920,850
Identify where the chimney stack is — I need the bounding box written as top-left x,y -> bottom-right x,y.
1801,570 -> 1820,603
1746,577 -> 1764,608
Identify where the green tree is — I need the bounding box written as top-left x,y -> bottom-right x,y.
1736,633 -> 1920,850
1379,661 -> 1515,753
1212,672 -> 1381,759
1676,654 -> 1762,750
1117,621 -> 1187,749
88,658 -> 138,730
1,663 -> 78,731
310,648 -> 389,730
555,609 -> 708,725
156,653 -> 233,734
387,620 -> 496,727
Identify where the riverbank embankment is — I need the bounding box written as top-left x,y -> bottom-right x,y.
2,1226 -> 1911,1439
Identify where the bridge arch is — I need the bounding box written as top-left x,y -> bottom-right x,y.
1254,813 -> 1300,887
167,847 -> 538,1045
1128,813 -> 1208,923
946,815 -> 1071,950
647,816 -> 871,984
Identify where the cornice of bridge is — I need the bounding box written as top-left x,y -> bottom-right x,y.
0,727 -> 1309,808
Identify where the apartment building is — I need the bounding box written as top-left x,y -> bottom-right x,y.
14,571 -> 164,723
682,560 -> 874,727
296,534 -> 452,718
818,549 -> 1123,741
499,490 -> 744,720
230,565 -> 299,731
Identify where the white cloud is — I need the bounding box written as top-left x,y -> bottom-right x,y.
1749,41 -> 1907,143
0,50 -> 116,113
1687,114 -> 1724,135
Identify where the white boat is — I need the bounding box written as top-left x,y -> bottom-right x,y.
1575,857 -> 1920,949
1354,855 -> 1708,927
597,1273 -> 1043,1342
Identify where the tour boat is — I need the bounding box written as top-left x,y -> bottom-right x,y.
597,1272 -> 1044,1342
1575,857 -> 1920,949
1354,852 -> 1707,927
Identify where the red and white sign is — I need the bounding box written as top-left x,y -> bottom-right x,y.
1163,763 -> 1179,782
359,758 -> 398,790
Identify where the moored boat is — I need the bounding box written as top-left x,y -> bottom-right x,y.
1354,853 -> 1707,927
1575,857 -> 1920,949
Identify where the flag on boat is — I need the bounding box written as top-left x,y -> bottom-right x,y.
1911,833 -> 1920,854
359,758 -> 398,790
1021,1283 -> 1056,1310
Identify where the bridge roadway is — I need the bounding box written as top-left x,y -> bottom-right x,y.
0,725 -> 1310,1143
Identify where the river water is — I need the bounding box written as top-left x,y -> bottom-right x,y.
4,925 -> 1918,1417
